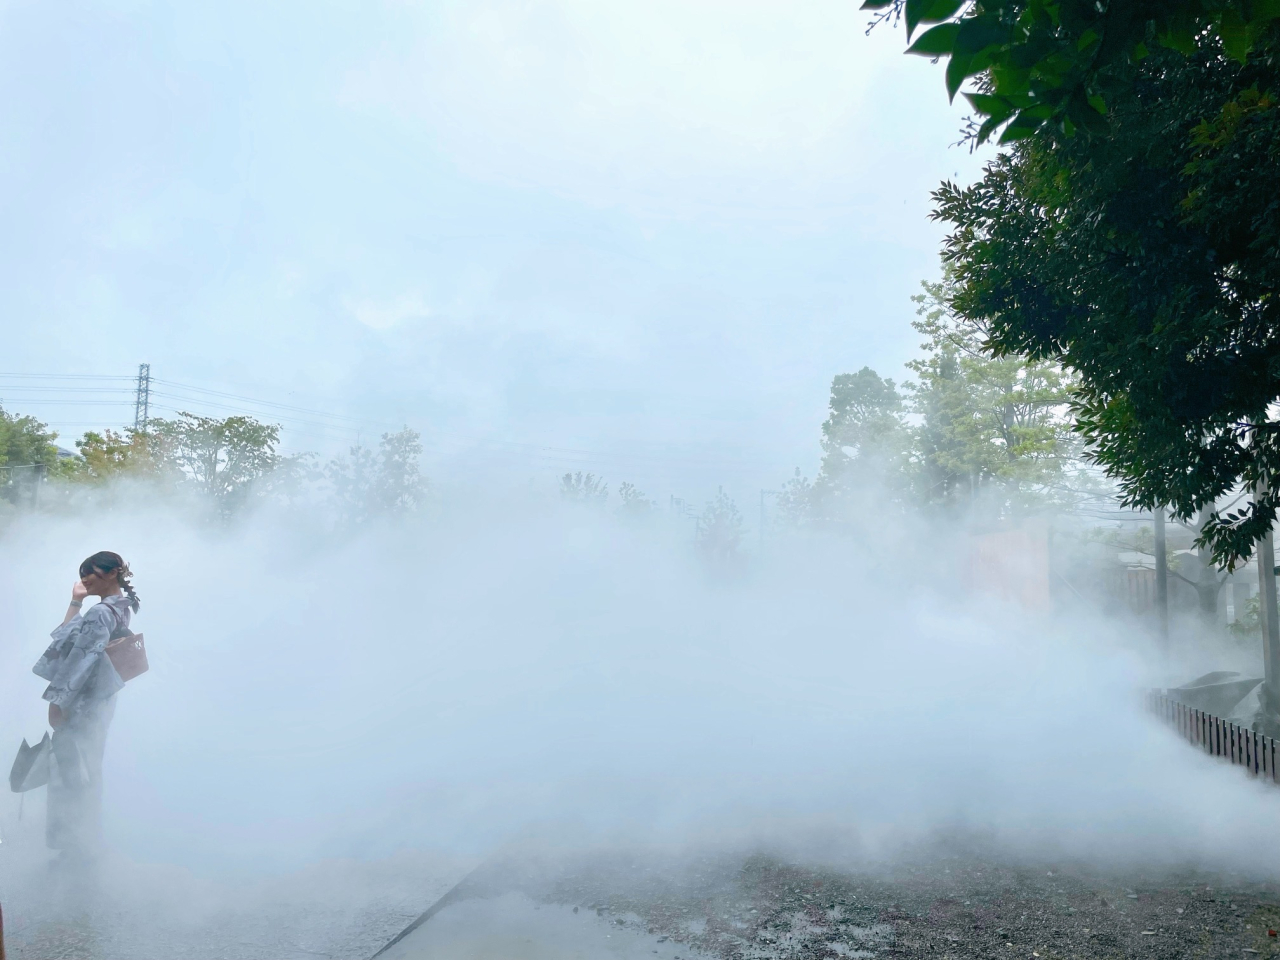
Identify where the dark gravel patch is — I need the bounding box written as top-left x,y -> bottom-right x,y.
7,843 -> 1280,958
450,844 -> 1280,960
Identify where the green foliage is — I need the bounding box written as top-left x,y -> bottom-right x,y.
1231,591 -> 1262,639
148,412 -> 288,517
907,273 -> 1077,513
371,428 -> 425,515
932,38 -> 1280,567
868,0 -> 1280,142
0,406 -> 59,469
326,428 -> 426,524
775,468 -> 816,529
617,481 -> 655,519
0,405 -> 59,504
697,488 -> 745,560
813,366 -> 912,515
326,443 -> 377,524
560,472 -> 608,504
774,275 -> 1083,529
63,429 -> 162,484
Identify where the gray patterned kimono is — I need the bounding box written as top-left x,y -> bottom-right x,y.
32,593 -> 131,852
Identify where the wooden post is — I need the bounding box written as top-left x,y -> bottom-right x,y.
1256,479 -> 1280,723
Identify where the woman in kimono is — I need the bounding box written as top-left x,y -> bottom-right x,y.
32,551 -> 140,857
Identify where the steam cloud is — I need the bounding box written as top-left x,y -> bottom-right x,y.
2,486 -> 1275,890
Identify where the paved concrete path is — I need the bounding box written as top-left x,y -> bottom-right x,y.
0,841 -> 470,960
6,831 -> 1280,958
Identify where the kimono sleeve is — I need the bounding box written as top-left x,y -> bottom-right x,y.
38,604 -> 117,710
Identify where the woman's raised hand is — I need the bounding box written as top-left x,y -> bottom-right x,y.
71,579 -> 90,603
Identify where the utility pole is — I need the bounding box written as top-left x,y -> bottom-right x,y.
133,363 -> 151,433
1256,478 -> 1280,721
1154,508 -> 1169,646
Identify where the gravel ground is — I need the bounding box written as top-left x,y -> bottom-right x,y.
422,842 -> 1280,960
6,813 -> 1280,959
5,841 -> 1280,958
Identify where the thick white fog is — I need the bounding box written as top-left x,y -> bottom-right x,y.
2,489 -> 1275,889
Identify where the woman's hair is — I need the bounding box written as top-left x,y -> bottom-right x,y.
80,551 -> 140,613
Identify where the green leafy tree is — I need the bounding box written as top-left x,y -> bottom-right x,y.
326,428 -> 426,523
906,273 -> 1078,515
811,367 -> 912,517
932,39 -> 1280,566
697,488 -> 745,561
866,0 -> 1280,142
0,406 -> 59,504
560,472 -> 608,504
372,428 -> 425,514
775,468 -> 816,530
64,429 -> 162,484
149,412 -> 286,516
326,443 -> 377,524
617,481 -> 655,519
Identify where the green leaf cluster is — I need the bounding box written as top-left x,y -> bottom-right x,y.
932,37 -> 1280,567
868,0 -> 1280,141
784,292 -> 1081,527
147,412 -> 289,518
64,429 -> 163,484
325,428 -> 427,524
560,471 -> 609,504
0,405 -> 59,503
617,481 -> 657,519
697,488 -> 745,561
906,273 -> 1079,512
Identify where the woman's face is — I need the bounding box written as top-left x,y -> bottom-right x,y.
80,566 -> 116,598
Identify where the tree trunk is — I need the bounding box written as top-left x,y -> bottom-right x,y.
1194,506 -> 1221,632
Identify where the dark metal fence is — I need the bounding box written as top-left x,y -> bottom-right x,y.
1146,691 -> 1280,784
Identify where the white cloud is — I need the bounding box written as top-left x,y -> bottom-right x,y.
346,292 -> 431,331
342,0 -> 952,222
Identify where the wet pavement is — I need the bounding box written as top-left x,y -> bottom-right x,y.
0,847 -> 469,960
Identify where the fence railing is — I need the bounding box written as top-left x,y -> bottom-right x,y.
1146,691 -> 1280,784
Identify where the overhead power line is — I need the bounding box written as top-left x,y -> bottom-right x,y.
0,368 -> 776,476
0,386 -> 137,394
152,378 -> 398,428
0,373 -> 134,381
151,391 -> 388,431
0,399 -> 134,406
148,394 -> 369,434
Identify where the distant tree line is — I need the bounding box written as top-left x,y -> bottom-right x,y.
0,405 -> 426,527
559,471 -> 746,560
775,268 -> 1091,532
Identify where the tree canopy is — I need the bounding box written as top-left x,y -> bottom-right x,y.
815,366 -> 912,508
907,273 -> 1077,512
778,287 -> 1081,529
867,0 -> 1280,141
0,405 -> 59,504
68,429 -> 161,484
560,472 -> 609,504
326,428 -> 427,524
933,36 -> 1280,565
149,412 -> 288,516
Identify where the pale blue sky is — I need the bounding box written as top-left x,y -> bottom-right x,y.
0,0 -> 986,500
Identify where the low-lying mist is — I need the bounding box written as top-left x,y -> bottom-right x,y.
1,482 -> 1275,890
